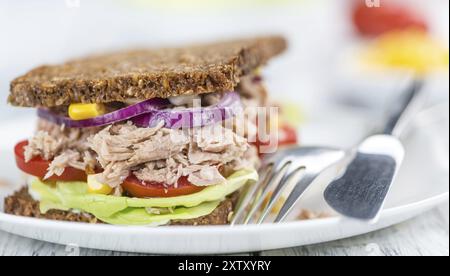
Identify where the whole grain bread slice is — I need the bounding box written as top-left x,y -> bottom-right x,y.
9,36 -> 286,107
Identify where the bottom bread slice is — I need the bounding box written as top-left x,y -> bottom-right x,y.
4,187 -> 237,226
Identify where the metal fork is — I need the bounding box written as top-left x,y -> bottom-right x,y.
231,147 -> 345,225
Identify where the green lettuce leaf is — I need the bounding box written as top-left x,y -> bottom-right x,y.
98,201 -> 221,226
30,169 -> 258,225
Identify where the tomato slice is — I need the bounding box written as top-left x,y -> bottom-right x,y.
253,125 -> 298,155
122,175 -> 206,198
278,125 -> 299,147
14,140 -> 88,182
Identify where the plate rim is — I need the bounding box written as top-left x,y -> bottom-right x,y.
1,189 -> 448,234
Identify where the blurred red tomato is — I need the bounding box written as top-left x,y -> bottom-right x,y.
352,1 -> 428,36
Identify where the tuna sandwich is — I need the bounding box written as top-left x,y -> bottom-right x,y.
4,36 -> 295,226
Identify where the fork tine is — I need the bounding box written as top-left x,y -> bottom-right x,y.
241,160 -> 291,224
232,146 -> 345,225
256,166 -> 305,224
273,174 -> 316,223
230,164 -> 273,225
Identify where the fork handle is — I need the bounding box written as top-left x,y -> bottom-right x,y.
383,79 -> 424,137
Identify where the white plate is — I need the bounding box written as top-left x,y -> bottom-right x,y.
0,105 -> 448,255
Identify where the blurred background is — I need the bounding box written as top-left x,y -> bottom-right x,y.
0,0 -> 449,147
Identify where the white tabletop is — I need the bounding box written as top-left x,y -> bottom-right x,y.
0,204 -> 447,256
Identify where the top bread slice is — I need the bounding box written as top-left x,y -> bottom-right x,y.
8,36 -> 286,108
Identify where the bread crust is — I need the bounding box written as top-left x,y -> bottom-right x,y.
8,36 -> 286,107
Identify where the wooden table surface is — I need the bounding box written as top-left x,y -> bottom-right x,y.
0,204 -> 447,256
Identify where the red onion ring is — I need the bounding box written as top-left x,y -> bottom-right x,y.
37,92 -> 242,129
37,98 -> 170,128
131,92 -> 242,129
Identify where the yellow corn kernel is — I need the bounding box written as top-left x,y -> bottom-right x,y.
87,174 -> 113,195
68,103 -> 105,120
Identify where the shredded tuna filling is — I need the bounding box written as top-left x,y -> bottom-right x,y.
25,120 -> 257,188
24,120 -> 100,178
88,121 -> 255,187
